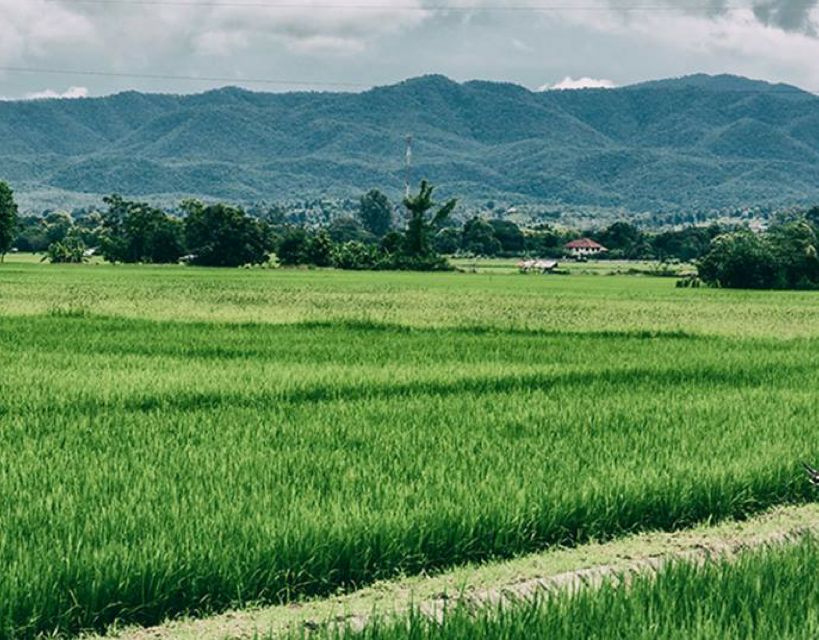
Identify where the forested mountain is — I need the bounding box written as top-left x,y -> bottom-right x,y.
2,73 -> 819,213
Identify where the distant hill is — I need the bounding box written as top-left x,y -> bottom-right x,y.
2,73 -> 819,215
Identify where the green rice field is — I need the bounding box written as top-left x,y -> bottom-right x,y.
1,258 -> 818,638
322,538 -> 819,640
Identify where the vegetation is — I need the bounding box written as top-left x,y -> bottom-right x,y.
43,235 -> 88,264
100,195 -> 185,264
181,200 -> 272,267
1,264 -> 818,638
316,538 -> 819,639
0,181 -> 18,262
359,189 -> 393,238
698,218 -> 819,289
4,75 -> 819,214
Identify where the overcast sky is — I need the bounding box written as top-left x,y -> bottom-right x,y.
2,0 -> 819,99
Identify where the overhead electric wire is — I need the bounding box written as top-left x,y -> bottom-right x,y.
43,0 -> 766,10
0,65 -> 816,95
0,66 -> 370,89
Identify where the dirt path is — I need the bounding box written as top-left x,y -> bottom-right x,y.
97,503 -> 819,640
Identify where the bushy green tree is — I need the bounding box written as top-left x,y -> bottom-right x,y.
698,230 -> 780,289
358,189 -> 393,238
0,181 -> 19,262
433,228 -> 461,254
524,226 -> 566,258
101,195 -> 184,263
379,231 -> 404,255
331,241 -> 379,270
327,216 -> 376,245
698,220 -> 819,289
489,219 -> 525,254
306,229 -> 334,267
44,234 -> 87,264
462,218 -> 502,256
12,216 -> 50,252
652,225 -> 721,262
276,228 -> 309,266
183,200 -> 271,267
766,221 -> 819,288
596,221 -> 643,258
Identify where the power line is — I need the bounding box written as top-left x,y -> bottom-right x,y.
0,65 -> 816,96
0,66 -> 370,89
44,0 -> 763,10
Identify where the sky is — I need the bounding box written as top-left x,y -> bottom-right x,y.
2,0 -> 819,99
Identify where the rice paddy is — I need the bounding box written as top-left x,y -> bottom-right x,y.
1,259 -> 818,638
320,537 -> 819,640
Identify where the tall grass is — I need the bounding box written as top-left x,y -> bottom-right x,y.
326,539 -> 819,639
0,266 -> 818,637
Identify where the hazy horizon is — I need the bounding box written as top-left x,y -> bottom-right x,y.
3,1 -> 819,100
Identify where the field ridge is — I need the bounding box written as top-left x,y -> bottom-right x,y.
99,503 -> 819,640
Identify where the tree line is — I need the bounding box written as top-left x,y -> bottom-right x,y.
2,178 -> 818,288
1,181 -> 458,270
2,184 -> 729,267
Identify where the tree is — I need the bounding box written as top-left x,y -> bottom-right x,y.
276,228 -> 309,266
462,217 -> 502,256
766,220 -> 819,288
698,230 -> 778,289
183,201 -> 271,267
101,195 -> 185,264
596,221 -> 643,259
44,235 -> 87,264
331,241 -> 379,270
306,229 -> 334,267
359,189 -> 393,238
402,180 -> 457,258
433,228 -> 461,254
489,219 -> 525,254
327,217 -> 376,245
0,181 -> 19,262
806,206 -> 819,232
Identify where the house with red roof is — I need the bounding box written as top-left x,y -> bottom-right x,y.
565,238 -> 607,259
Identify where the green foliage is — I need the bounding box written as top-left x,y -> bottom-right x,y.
462,218 -> 502,256
699,221 -> 819,289
403,180 -> 457,258
307,229 -> 335,267
653,225 -> 721,262
182,200 -> 271,267
43,235 -> 88,264
327,217 -> 376,245
594,221 -> 645,259
331,241 -> 379,270
0,181 -> 19,261
101,195 -> 185,264
277,228 -> 309,266
488,219 -> 525,254
359,189 -> 393,238
433,228 -> 461,254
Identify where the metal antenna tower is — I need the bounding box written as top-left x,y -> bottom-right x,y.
404,134 -> 413,199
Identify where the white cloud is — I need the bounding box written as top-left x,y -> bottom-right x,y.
24,86 -> 89,100
541,76 -> 617,91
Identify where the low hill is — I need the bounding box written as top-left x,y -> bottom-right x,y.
2,73 -> 819,214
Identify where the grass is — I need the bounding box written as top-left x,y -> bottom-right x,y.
321,537 -> 819,640
0,261 -> 818,638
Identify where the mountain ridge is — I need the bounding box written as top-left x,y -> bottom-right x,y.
2,73 -> 819,214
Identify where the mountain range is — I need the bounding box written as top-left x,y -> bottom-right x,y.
2,73 -> 819,215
